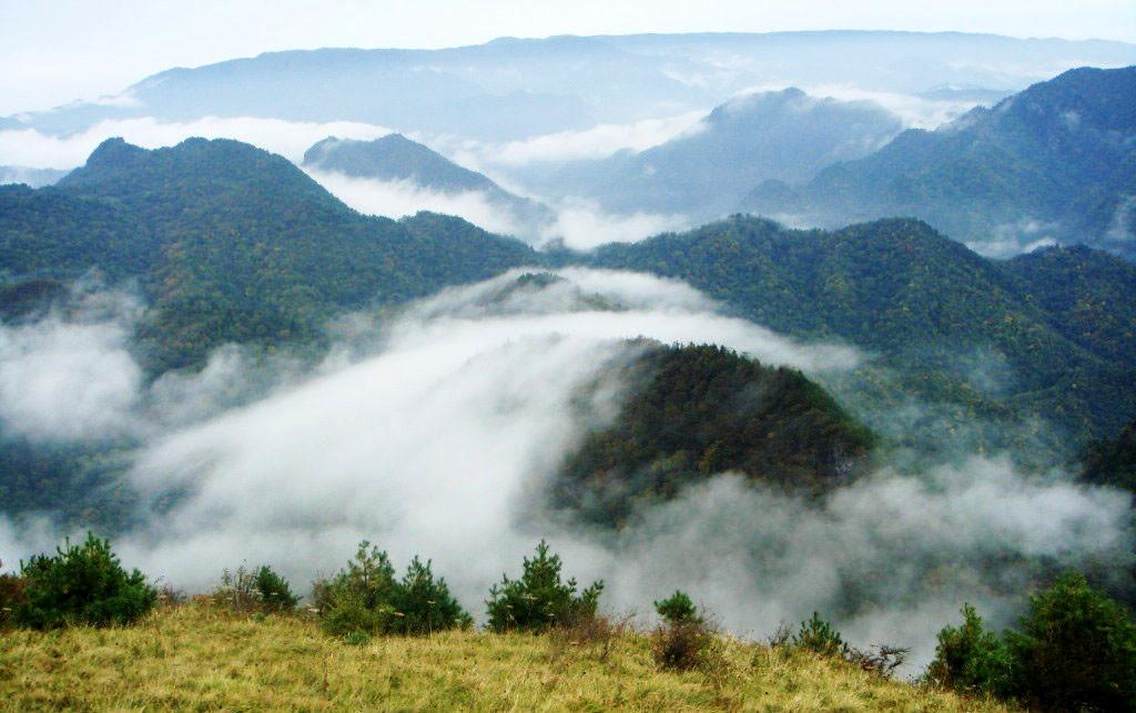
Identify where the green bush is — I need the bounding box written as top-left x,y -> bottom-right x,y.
654,590 -> 701,625
1007,572 -> 1136,711
486,540 -> 604,633
388,557 -> 472,635
253,565 -> 299,612
214,564 -> 299,614
316,541 -> 469,638
15,533 -> 156,629
929,574 -> 1136,711
792,612 -> 848,658
926,604 -> 1014,697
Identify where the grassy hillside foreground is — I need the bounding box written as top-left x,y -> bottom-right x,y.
0,602 -> 1015,712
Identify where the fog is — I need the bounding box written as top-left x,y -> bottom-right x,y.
305,169 -> 691,249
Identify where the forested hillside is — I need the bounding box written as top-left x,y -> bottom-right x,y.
582,216 -> 1136,444
747,66 -> 1136,257
2,137 -> 538,370
554,343 -> 875,524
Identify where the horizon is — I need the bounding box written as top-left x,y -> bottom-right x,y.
3,0 -> 1135,115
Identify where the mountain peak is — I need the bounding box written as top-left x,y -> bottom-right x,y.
84,137 -> 148,170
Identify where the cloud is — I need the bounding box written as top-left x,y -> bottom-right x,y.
0,288 -> 143,443
537,200 -> 691,251
306,168 -> 691,250
303,169 -> 530,239
445,111 -> 708,167
967,217 -> 1061,258
736,83 -> 981,130
0,116 -> 396,170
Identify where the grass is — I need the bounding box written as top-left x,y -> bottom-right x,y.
0,602 -> 1019,712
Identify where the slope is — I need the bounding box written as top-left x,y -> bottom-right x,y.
747,66 -> 1136,257
2,137 -> 539,371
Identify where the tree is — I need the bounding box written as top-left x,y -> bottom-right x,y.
654,590 -> 701,625
926,604 -> 1014,697
1007,572 -> 1136,711
315,541 -> 469,637
16,533 -> 156,629
486,540 -> 604,632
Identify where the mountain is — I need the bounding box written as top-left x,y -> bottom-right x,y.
553,343 -> 875,525
8,33 -> 1136,141
0,166 -> 68,188
522,88 -> 903,219
747,66 -> 1136,258
2,137 -> 539,371
580,215 -> 1136,445
302,134 -> 554,238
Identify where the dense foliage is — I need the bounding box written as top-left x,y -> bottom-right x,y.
930,574 -> 1136,711
654,590 -> 701,625
554,343 -> 875,524
1081,419 -> 1136,494
486,540 -> 603,633
584,216 -> 1136,445
14,533 -> 156,629
0,137 -> 537,372
314,541 -> 470,638
926,604 -> 1015,697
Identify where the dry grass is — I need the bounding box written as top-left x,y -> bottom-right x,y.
0,602 -> 1019,712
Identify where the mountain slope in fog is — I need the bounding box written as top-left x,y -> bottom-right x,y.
584,215 -> 1136,442
747,66 -> 1136,257
302,134 -> 554,234
1,137 -> 537,370
524,88 -> 902,219
7,32 -> 1136,140
554,343 -> 875,525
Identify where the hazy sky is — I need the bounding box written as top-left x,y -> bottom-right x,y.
2,0 -> 1134,115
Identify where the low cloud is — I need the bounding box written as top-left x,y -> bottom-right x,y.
307,169 -> 691,250
736,83 -> 981,130
444,111 -> 707,168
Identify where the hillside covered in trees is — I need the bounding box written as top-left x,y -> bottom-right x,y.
580,215 -> 1136,446
2,137 -> 538,371
554,344 -> 875,524
746,66 -> 1136,258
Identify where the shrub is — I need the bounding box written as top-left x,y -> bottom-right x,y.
15,533 -> 156,629
0,569 -> 27,628
254,565 -> 300,612
213,564 -> 299,614
316,541 -> 469,638
388,557 -> 472,635
792,612 -> 848,658
652,619 -> 716,671
1007,572 -> 1136,712
485,540 -> 604,633
654,590 -> 701,625
927,603 -> 1014,697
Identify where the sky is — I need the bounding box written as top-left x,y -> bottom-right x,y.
1,0 -> 1134,115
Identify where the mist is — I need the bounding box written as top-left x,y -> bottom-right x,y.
0,268 -> 1131,674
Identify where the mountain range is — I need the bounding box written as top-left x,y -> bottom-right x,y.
746,66 -> 1136,258
7,32 -> 1136,141
3,135 -> 1134,449
516,87 -> 903,220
